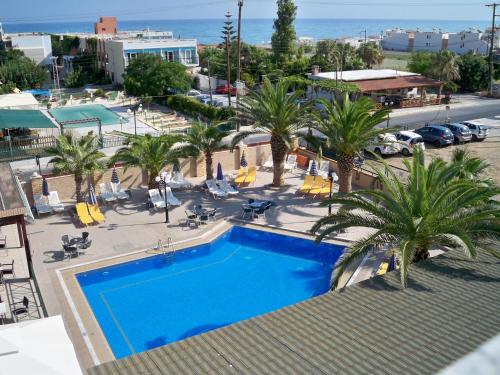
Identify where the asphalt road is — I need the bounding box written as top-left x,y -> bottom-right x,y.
384,99 -> 500,130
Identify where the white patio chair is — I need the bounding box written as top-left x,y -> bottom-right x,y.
306,159 -> 314,175
284,154 -> 297,173
205,180 -> 228,199
171,172 -> 192,189
319,160 -> 330,179
99,183 -> 117,203
165,187 -> 181,206
148,189 -> 165,209
111,182 -> 129,200
34,194 -> 51,216
217,180 -> 239,196
48,191 -> 65,212
262,155 -> 273,169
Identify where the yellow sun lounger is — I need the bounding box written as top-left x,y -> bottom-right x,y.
234,172 -> 247,184
76,203 -> 94,226
245,167 -> 257,184
88,204 -> 105,223
308,176 -> 325,196
298,175 -> 314,194
376,262 -> 389,276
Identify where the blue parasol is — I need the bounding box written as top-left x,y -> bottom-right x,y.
240,152 -> 248,168
87,181 -> 97,205
309,160 -> 318,176
216,162 -> 224,181
111,168 -> 119,184
42,177 -> 50,197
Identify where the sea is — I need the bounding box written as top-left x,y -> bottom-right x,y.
2,19 -> 490,45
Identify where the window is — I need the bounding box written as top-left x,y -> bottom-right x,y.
184,49 -> 192,62
165,51 -> 174,61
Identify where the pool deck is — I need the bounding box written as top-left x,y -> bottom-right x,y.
26,169 -> 383,371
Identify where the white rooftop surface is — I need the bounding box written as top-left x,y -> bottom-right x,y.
0,93 -> 39,109
114,38 -> 197,49
0,315 -> 82,375
310,69 -> 419,82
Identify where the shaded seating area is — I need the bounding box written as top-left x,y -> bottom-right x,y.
61,232 -> 91,259
240,199 -> 273,220
184,205 -> 217,228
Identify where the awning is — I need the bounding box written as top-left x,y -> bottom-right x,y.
354,76 -> 442,93
0,93 -> 39,109
0,110 -> 57,130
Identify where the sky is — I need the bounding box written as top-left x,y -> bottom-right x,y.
0,0 -> 492,23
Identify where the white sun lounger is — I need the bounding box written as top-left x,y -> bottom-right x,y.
34,194 -> 52,216
48,191 -> 65,212
148,189 -> 166,209
205,180 -> 228,199
262,155 -> 273,169
99,183 -> 117,203
111,182 -> 129,200
284,154 -> 297,173
169,172 -> 192,189
217,180 -> 239,196
318,160 -> 330,179
165,187 -> 181,206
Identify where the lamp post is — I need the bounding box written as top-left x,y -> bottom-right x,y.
127,103 -> 143,135
328,171 -> 334,215
155,174 -> 169,223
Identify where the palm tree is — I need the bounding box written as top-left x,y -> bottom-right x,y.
428,50 -> 460,97
46,132 -> 105,202
357,42 -> 384,69
176,122 -> 230,180
110,133 -> 184,188
310,95 -> 391,193
233,78 -> 311,187
449,148 -> 490,181
312,148 -> 500,288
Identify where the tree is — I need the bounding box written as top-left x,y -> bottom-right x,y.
123,55 -> 192,97
222,12 -> 236,107
357,42 -> 384,69
176,122 -> 230,180
0,52 -> 48,90
310,95 -> 391,193
407,51 -> 432,75
233,79 -> 311,187
311,40 -> 338,72
312,149 -> 500,288
46,132 -> 105,203
449,148 -> 490,182
427,50 -> 460,82
64,67 -> 86,88
271,0 -> 297,67
457,53 -> 489,92
110,133 -> 184,188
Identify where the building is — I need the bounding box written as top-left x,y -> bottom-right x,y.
308,69 -> 442,108
102,37 -> 199,84
94,17 -> 117,35
6,33 -> 52,65
0,93 -> 40,110
382,28 -> 489,55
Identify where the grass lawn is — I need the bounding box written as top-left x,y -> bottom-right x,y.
377,51 -> 411,71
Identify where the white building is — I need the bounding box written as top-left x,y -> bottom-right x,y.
381,29 -> 412,51
447,29 -> 487,55
103,38 -> 199,84
8,33 -> 53,65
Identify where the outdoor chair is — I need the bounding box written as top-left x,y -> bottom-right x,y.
307,176 -> 325,197
111,182 -> 129,200
76,203 -> 94,226
185,210 -> 199,228
61,235 -> 70,246
33,194 -> 51,216
148,189 -> 166,209
88,204 -> 105,223
99,183 -> 117,203
245,167 -> 257,185
262,155 -> 273,169
12,296 -> 29,321
165,187 -> 182,206
0,229 -> 6,248
298,175 -> 314,195
241,204 -> 254,219
63,244 -> 78,259
48,191 -> 65,212
234,169 -> 247,185
80,239 -> 92,250
253,204 -> 268,220
284,155 -> 297,173
318,161 -> 330,179
217,180 -> 239,196
207,208 -> 217,221
0,260 -> 15,279
171,172 -> 192,189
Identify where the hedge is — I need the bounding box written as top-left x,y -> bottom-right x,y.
166,95 -> 234,121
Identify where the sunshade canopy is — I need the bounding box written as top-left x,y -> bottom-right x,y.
49,104 -> 123,128
0,110 -> 57,130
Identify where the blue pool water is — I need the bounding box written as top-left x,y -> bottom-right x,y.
77,226 -> 344,359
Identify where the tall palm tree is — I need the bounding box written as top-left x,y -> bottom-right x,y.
449,148 -> 490,181
312,149 -> 500,288
46,132 -> 105,202
233,78 -> 311,187
176,122 -> 230,180
110,133 -> 184,188
310,95 -> 391,193
357,42 -> 384,69
428,50 -> 460,97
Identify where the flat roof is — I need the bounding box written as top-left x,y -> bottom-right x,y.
0,163 -> 26,218
89,249 -> 500,375
0,109 -> 57,130
354,75 -> 442,92
0,93 -> 39,109
310,69 -> 418,82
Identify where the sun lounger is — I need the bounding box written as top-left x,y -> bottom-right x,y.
48,191 -> 65,212
111,182 -> 129,200
76,203 -> 94,226
245,167 -> 257,185
206,180 -> 228,199
307,176 -> 326,197
88,204 -> 105,223
377,262 -> 389,276
165,187 -> 181,206
218,180 -> 239,195
34,194 -> 52,216
298,175 -> 314,194
170,172 -> 192,189
319,161 -> 330,179
99,183 -> 117,203
262,155 -> 273,169
149,189 -> 166,209
284,154 -> 297,173
234,172 -> 247,184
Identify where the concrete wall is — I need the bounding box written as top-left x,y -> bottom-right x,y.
10,34 -> 52,65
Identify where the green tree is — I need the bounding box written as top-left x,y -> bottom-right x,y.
123,55 -> 192,97
310,95 -> 391,193
311,39 -> 338,71
357,42 -> 384,68
457,53 -> 489,92
449,148 -> 490,182
271,0 -> 297,67
46,132 -> 105,202
176,122 -> 230,180
428,50 -> 460,83
407,51 -> 432,75
233,79 -> 311,187
312,149 -> 500,288
64,66 -> 86,88
0,53 -> 48,90
110,133 -> 184,188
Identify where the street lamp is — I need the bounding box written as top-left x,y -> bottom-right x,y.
127,103 -> 143,135
328,171 -> 338,215
155,174 -> 169,223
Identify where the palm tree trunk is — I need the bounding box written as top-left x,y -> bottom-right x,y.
337,153 -> 355,193
75,172 -> 84,203
271,135 -> 287,187
148,173 -> 157,189
412,248 -> 430,262
205,151 -> 214,180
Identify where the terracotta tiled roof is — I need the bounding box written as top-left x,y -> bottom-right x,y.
354,75 -> 442,92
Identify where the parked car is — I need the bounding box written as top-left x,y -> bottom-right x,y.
195,94 -> 210,103
395,131 -> 425,156
443,123 -> 472,144
364,133 -> 400,156
215,85 -> 237,96
460,121 -> 490,141
187,89 -> 202,97
414,125 -> 454,147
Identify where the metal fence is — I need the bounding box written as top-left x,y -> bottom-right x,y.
0,136 -> 57,162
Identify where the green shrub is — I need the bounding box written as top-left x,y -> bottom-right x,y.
94,88 -> 106,98
166,95 -> 234,121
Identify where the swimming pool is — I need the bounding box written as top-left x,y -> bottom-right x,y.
77,226 -> 344,359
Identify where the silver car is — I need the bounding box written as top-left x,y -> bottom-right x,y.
444,123 -> 472,144
460,121 -> 490,141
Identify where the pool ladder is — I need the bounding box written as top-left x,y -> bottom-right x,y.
158,237 -> 175,260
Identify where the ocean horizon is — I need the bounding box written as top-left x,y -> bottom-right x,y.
2,18 -> 490,45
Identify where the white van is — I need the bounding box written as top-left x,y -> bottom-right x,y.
395,131 -> 425,156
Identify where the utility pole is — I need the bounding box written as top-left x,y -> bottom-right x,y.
236,0 -> 244,132
361,29 -> 367,44
486,3 -> 499,96
207,58 -> 213,105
